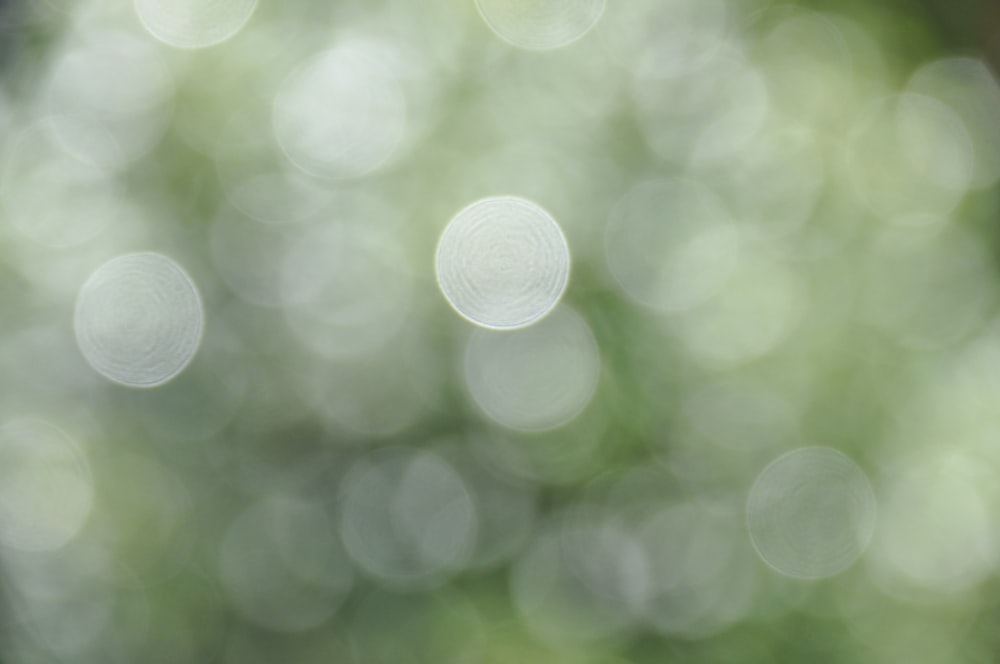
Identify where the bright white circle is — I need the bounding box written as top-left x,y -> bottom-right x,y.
464,306 -> 599,431
134,0 -> 257,49
436,196 -> 570,330
274,44 -> 406,179
747,447 -> 876,579
0,419 -> 93,552
475,0 -> 606,51
74,252 -> 204,388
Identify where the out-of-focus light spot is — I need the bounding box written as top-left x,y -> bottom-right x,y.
339,447 -> 477,589
599,0 -> 728,79
633,48 -> 769,166
605,178 -> 738,313
281,200 -> 414,360
74,252 -> 204,388
2,122 -> 122,249
464,306 -> 599,432
475,0 -> 605,51
747,447 -> 876,579
845,93 -> 974,222
436,196 -> 570,330
0,419 -> 93,552
133,0 -> 257,49
861,226 -> 995,350
45,30 -> 173,169
510,511 -> 648,643
638,502 -> 755,637
671,251 -> 804,368
868,452 -> 999,598
906,57 -> 1000,189
219,495 -> 353,631
273,42 -> 406,179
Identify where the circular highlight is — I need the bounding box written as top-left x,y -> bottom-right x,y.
134,0 -> 257,49
74,252 -> 204,388
464,306 -> 599,431
274,44 -> 406,179
436,196 -> 570,329
475,0 -> 606,51
747,447 -> 876,579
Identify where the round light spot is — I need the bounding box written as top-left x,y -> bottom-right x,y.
464,306 -> 599,431
475,0 -> 605,51
134,0 -> 257,49
747,447 -> 876,579
74,252 -> 204,388
339,448 -> 477,589
0,420 -> 93,552
436,196 -> 570,330
274,43 -> 406,179
219,496 -> 353,632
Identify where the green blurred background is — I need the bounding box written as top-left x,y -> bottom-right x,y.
1,0 -> 1000,662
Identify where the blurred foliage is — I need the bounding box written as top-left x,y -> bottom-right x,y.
0,0 -> 999,663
